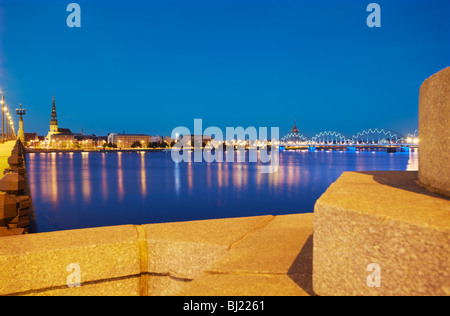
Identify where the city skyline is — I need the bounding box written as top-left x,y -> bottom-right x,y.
1,0 -> 449,137
0,1 -> 449,298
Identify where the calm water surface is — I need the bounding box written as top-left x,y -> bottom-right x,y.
27,149 -> 418,232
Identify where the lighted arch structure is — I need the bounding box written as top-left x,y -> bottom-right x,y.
311,131 -> 349,144
351,129 -> 404,144
404,130 -> 419,144
280,128 -> 416,145
281,132 -> 308,144
406,129 -> 418,139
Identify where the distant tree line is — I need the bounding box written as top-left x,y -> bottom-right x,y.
102,141 -> 173,149
103,142 -> 117,149
131,141 -> 170,149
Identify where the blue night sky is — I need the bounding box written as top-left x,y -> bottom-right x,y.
0,0 -> 449,138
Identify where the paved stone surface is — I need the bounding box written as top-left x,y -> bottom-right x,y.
313,171 -> 450,296
148,274 -> 193,296
0,225 -> 140,295
178,213 -> 314,296
177,273 -> 312,296
418,67 -> 450,197
207,214 -> 313,275
23,276 -> 140,296
0,214 -> 314,296
142,215 -> 274,279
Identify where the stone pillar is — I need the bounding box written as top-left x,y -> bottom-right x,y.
418,67 -> 450,197
312,67 -> 450,296
18,116 -> 25,143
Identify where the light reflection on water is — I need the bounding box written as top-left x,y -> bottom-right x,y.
27,149 -> 418,232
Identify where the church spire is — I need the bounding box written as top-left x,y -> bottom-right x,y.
49,93 -> 58,133
291,120 -> 299,134
51,93 -> 56,116
50,93 -> 57,120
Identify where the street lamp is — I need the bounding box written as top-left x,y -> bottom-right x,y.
4,107 -> 8,140
1,94 -> 4,143
6,111 -> 12,140
16,104 -> 25,143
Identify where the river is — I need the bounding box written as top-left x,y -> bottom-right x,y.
26,149 -> 418,232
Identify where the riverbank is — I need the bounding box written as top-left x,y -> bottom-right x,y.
25,148 -> 165,154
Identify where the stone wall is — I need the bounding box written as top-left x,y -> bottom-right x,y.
0,140 -> 36,236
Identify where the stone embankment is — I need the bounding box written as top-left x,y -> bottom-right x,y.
0,140 -> 35,237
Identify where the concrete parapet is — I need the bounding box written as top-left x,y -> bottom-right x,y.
313,171 -> 450,296
418,67 -> 450,197
0,214 -> 314,296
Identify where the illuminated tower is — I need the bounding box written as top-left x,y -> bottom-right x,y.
291,120 -> 299,134
50,93 -> 58,133
281,120 -> 306,144
46,93 -> 59,139
16,104 -> 26,143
